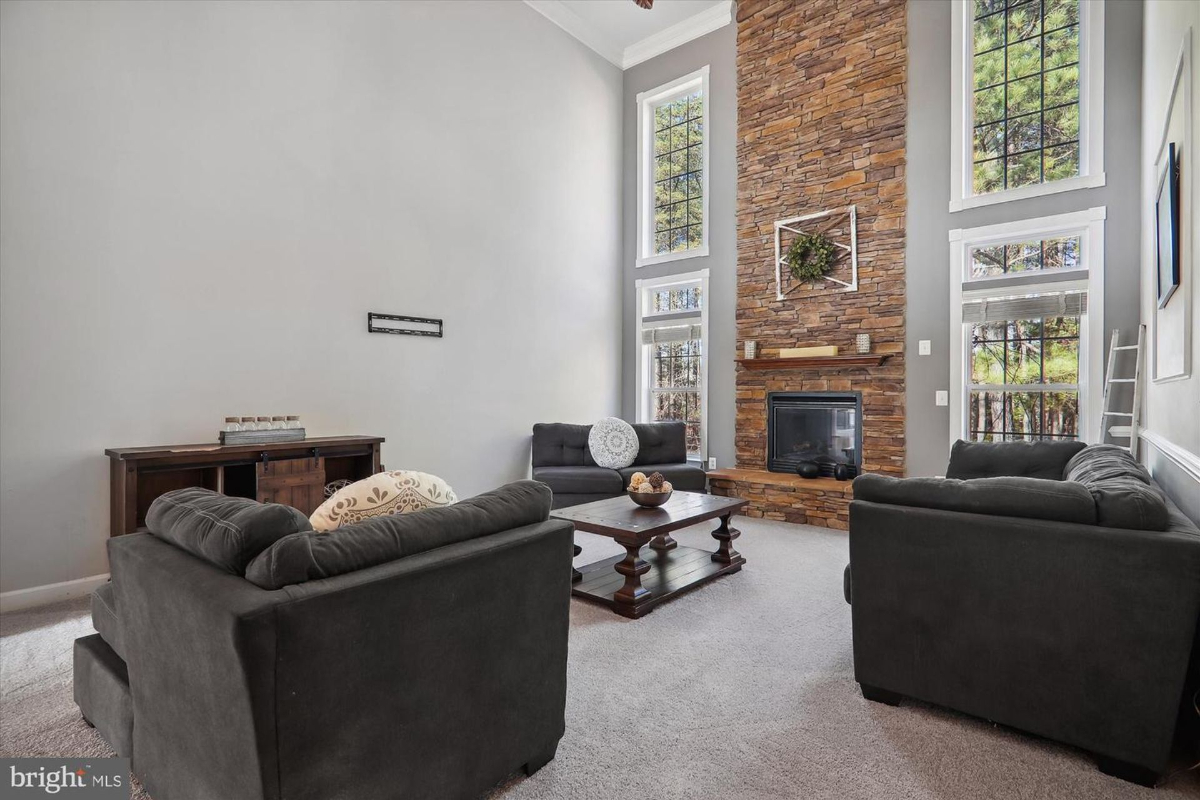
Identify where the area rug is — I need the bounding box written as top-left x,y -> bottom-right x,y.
3,518 -> 1197,799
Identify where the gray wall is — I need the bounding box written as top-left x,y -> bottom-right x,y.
0,0 -> 624,593
620,23 -> 737,470
906,0 -> 1144,476
1137,0 -> 1200,522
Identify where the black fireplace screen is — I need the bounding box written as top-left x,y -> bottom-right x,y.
767,392 -> 862,476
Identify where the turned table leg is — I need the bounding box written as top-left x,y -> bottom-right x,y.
711,513 -> 743,565
612,541 -> 651,616
649,533 -> 677,552
572,543 -> 583,583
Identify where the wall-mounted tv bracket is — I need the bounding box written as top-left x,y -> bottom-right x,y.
367,313 -> 443,338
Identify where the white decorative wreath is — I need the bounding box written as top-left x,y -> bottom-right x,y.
588,417 -> 639,469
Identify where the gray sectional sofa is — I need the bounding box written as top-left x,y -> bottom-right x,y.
531,421 -> 706,509
846,441 -> 1200,786
74,482 -> 574,800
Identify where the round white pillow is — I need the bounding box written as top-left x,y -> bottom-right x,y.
588,417 -> 639,469
309,470 -> 457,532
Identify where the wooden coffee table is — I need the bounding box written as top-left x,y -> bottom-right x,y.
551,492 -> 749,619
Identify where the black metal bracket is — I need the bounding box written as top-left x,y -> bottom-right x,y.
367,313 -> 443,338
260,452 -> 269,466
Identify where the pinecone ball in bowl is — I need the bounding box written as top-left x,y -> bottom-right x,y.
627,471 -> 672,507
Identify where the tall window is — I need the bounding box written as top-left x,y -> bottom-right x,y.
950,0 -> 1103,211
950,209 -> 1105,445
636,67 -> 709,267
635,270 -> 709,458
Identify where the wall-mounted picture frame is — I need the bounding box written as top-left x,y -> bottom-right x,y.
1156,141 -> 1181,309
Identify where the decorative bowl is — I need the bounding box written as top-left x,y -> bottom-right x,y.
628,489 -> 673,508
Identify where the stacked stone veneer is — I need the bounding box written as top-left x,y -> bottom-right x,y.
726,0 -> 907,527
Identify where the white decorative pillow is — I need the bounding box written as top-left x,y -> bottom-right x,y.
310,471 -> 457,532
588,417 -> 639,469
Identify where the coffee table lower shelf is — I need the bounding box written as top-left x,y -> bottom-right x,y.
572,544 -> 744,619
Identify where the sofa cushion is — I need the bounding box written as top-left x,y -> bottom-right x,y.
1063,445 -> 1169,530
532,465 -> 623,495
309,470 -> 457,532
945,439 -> 1087,480
852,474 -> 1097,524
146,487 -> 311,574
618,463 -> 707,493
631,422 -> 688,466
531,423 -> 599,468
90,582 -> 125,661
245,480 -> 552,590
588,417 -> 640,469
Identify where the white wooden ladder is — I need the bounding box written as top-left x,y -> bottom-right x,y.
1098,324 -> 1145,456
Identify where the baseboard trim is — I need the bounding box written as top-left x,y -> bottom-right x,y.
1140,430 -> 1200,483
0,573 -> 109,614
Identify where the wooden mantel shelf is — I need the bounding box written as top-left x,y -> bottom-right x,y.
736,354 -> 892,370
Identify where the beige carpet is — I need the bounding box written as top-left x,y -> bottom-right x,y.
3,518 -> 1198,799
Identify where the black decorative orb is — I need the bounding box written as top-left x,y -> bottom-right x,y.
796,461 -> 820,479
833,463 -> 852,482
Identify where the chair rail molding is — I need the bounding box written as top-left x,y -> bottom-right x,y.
1140,430 -> 1200,484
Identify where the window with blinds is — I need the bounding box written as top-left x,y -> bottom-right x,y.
950,208 -> 1103,446
638,279 -> 705,456
966,297 -> 1083,441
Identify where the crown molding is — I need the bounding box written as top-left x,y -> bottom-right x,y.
523,0 -> 734,71
523,0 -> 624,68
621,1 -> 733,69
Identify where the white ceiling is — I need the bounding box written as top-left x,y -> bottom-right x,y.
567,1 -> 726,48
524,0 -> 733,70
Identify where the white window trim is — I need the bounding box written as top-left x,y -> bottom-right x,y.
634,268 -> 710,461
949,0 -> 1105,213
636,66 -> 710,268
948,207 -> 1106,446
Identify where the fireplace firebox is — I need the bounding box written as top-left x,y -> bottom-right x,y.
767,392 -> 862,477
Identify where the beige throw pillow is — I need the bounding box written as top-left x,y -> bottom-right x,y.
310,470 -> 457,532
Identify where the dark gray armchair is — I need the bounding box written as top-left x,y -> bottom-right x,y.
74,483 -> 573,800
846,441 -> 1200,786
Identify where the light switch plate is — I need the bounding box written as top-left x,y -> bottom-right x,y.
708,457 -> 717,470
935,390 -> 949,406
919,339 -> 932,356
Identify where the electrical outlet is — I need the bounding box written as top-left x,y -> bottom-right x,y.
919,339 -> 932,356
935,390 -> 949,406
708,457 -> 717,470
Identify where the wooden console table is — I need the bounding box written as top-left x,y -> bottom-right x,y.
105,435 -> 383,536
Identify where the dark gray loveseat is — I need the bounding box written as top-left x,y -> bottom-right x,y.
531,421 -> 706,509
74,482 -> 573,800
846,441 -> 1200,786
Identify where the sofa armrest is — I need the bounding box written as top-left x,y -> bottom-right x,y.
848,500 -> 1200,772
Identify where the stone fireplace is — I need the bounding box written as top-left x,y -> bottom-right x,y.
707,0 -> 907,530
